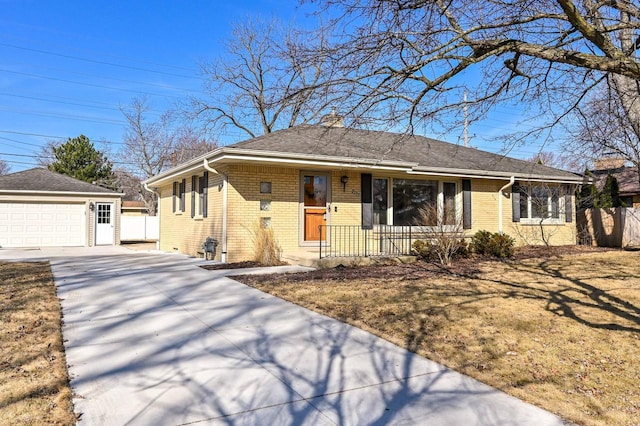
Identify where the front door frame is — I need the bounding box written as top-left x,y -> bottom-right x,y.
299,171 -> 331,246
95,202 -> 115,245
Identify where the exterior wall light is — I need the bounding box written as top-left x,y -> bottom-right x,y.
340,175 -> 349,192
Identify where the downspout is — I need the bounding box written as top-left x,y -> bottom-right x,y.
498,176 -> 515,234
203,159 -> 227,263
142,182 -> 160,250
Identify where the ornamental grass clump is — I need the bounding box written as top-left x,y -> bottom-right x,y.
252,222 -> 283,266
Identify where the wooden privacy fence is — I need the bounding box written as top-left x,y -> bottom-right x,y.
577,208 -> 640,248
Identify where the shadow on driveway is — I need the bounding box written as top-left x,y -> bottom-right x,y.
4,246 -> 564,425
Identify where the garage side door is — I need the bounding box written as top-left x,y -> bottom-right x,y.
0,202 -> 86,247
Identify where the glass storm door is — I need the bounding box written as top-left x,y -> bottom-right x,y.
302,174 -> 329,242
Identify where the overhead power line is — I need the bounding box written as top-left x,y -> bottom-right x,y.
0,68 -> 189,100
7,61 -> 201,94
0,42 -> 200,80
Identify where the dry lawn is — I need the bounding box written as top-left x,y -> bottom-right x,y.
239,250 -> 640,426
0,262 -> 75,425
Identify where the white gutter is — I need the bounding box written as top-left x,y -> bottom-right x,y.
142,182 -> 161,250
203,159 -> 227,263
498,176 -> 515,234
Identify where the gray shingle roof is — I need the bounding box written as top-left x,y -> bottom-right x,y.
230,125 -> 579,180
593,167 -> 640,196
0,168 -> 120,194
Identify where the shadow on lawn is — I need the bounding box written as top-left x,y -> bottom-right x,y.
539,260 -> 640,333
475,259 -> 640,334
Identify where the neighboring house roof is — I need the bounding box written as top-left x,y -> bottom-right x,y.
592,167 -> 640,197
0,168 -> 123,195
122,200 -> 147,208
145,125 -> 583,185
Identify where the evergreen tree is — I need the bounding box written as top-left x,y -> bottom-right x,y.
48,135 -> 116,188
599,174 -> 622,208
578,172 -> 623,209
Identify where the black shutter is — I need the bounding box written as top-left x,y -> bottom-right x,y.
191,175 -> 196,218
172,182 -> 177,212
180,178 -> 186,212
361,173 -> 373,229
565,191 -> 573,223
462,179 -> 472,229
512,182 -> 521,222
202,171 -> 209,218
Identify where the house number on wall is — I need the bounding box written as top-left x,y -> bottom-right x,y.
351,189 -> 360,196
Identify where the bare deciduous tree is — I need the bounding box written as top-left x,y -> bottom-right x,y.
411,205 -> 467,265
120,97 -> 174,178
120,97 -> 217,214
0,159 -> 10,175
565,80 -> 640,184
525,151 -> 579,172
303,1 -> 640,143
113,170 -> 144,202
193,17 -> 339,138
171,125 -> 217,165
36,140 -> 57,168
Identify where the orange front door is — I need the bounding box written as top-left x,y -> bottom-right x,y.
305,209 -> 326,241
302,174 -> 329,242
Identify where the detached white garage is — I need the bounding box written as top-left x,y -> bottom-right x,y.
0,168 -> 123,248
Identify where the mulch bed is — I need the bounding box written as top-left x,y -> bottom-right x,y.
199,261 -> 263,270
234,245 -> 615,285
511,244 -> 612,260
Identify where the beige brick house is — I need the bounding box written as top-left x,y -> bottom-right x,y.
143,125 -> 584,263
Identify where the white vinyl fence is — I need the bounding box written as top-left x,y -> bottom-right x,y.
120,216 -> 159,241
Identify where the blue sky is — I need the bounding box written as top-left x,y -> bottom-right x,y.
1,0 -> 550,173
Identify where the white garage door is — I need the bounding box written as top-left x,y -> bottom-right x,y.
0,202 -> 86,247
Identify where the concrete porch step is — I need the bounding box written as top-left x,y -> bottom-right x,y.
281,250 -> 321,267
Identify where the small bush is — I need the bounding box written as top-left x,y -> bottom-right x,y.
471,230 -> 493,255
456,239 -> 470,258
487,233 -> 515,258
412,238 -> 470,264
471,230 -> 515,259
412,239 -> 438,261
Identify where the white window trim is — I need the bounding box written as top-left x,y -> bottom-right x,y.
520,186 -> 565,225
173,181 -> 185,214
374,177 -> 462,229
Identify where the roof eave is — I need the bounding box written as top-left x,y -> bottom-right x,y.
408,166 -> 583,183
142,148 -> 225,186
144,147 -> 418,186
0,190 -> 125,196
143,147 -> 585,186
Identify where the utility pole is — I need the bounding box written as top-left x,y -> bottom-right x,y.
463,90 -> 469,148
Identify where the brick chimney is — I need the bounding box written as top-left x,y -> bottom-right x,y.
594,157 -> 626,171
320,107 -> 344,128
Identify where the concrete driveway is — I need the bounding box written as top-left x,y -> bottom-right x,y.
2,246 -> 565,425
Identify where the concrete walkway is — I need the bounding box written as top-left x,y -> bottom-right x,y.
1,246 -> 565,425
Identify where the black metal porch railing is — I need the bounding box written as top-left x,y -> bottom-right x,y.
319,225 -> 418,258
